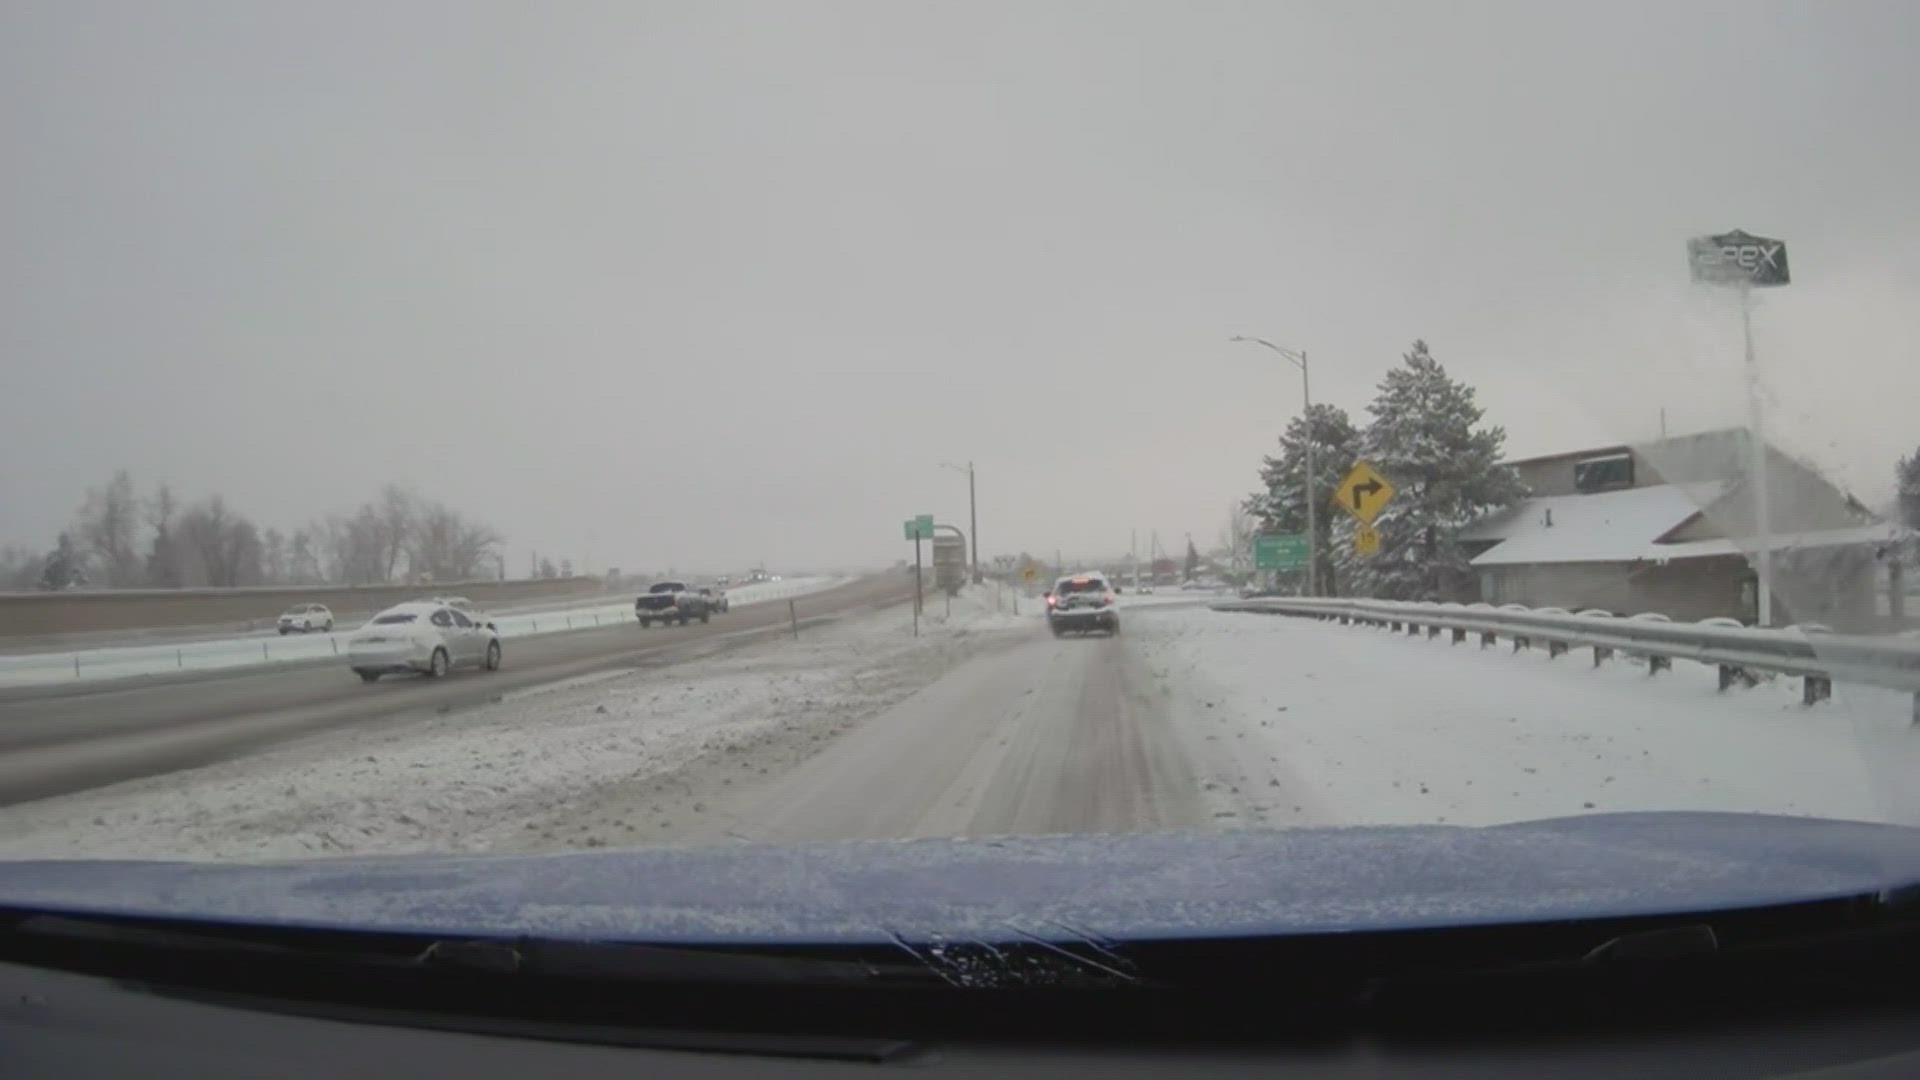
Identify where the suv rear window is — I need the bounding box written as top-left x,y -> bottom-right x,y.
1056,578 -> 1108,595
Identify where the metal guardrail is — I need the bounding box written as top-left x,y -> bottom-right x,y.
1213,597 -> 1920,718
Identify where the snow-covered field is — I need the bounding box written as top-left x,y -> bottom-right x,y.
0,577 -> 844,689
1164,607 -> 1920,829
4,591 -> 1915,863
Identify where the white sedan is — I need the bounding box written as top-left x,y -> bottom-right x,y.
347,601 -> 501,683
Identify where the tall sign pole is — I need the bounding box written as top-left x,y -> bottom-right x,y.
1689,229 -> 1790,626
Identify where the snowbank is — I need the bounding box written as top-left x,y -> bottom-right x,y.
1149,607 -> 1920,829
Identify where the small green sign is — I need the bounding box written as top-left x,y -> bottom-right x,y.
1253,533 -> 1309,570
903,514 -> 934,541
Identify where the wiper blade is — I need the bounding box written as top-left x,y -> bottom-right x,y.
420,937 -> 943,986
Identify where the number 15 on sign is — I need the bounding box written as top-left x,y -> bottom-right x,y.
1354,525 -> 1381,557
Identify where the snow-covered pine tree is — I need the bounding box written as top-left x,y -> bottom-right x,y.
1248,403 -> 1359,594
1346,341 -> 1525,600
1898,446 -> 1920,530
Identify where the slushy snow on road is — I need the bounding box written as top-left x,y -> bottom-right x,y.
2,593 -> 1913,864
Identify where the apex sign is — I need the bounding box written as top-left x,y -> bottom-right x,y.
1688,229 -> 1790,288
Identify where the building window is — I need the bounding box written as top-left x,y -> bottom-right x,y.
1574,453 -> 1634,493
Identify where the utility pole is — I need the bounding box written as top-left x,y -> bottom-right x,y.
939,461 -> 981,584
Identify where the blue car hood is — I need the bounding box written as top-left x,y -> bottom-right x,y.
2,813 -> 1918,946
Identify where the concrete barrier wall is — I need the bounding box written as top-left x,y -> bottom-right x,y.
0,577 -> 610,639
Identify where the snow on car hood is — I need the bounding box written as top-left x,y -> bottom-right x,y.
2,813 -> 1919,946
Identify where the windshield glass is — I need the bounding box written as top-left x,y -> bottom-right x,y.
1,4 -> 1917,937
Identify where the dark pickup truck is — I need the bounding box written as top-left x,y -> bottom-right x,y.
634,581 -> 713,628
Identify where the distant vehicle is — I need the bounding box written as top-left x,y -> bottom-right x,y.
1046,572 -> 1119,637
347,601 -> 500,683
699,587 -> 730,614
277,603 -> 334,634
635,581 -> 713,628
1181,579 -> 1206,591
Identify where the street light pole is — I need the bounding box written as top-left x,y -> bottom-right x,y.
940,461 -> 981,584
1231,336 -> 1317,597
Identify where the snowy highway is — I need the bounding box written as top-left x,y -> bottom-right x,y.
0,574 -> 911,809
3,587 -> 1918,861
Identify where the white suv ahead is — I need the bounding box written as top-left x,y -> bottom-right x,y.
1046,573 -> 1120,637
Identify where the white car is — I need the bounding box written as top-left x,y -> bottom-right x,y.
277,603 -> 334,634
347,601 -> 501,683
1046,572 -> 1120,637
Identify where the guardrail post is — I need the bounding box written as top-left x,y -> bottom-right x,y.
1593,646 -> 1611,667
1648,655 -> 1671,675
1451,628 -> 1466,645
1426,625 -> 1440,639
1407,622 -> 1420,637
1803,675 -> 1832,706
1513,636 -> 1529,653
1481,631 -> 1495,649
1547,641 -> 1567,659
262,641 -> 269,660
1389,620 -> 1401,632
331,638 -> 338,655
1717,664 -> 1756,691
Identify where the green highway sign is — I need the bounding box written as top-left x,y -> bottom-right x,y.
1253,533 -> 1309,571
903,514 -> 935,541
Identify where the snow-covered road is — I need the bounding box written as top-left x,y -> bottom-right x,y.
0,576 -> 843,689
4,593 -> 1916,862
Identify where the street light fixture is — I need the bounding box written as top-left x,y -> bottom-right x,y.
939,461 -> 981,584
1230,336 -> 1318,597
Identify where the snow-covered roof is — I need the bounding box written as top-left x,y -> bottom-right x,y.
1465,483 -> 1905,568
1463,483 -> 1727,567
1647,521 -> 1910,562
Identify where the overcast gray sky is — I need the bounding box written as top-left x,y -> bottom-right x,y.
4,0 -> 1917,572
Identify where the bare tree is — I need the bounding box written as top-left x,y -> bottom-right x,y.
321,506 -> 387,585
73,469 -> 145,587
144,484 -> 186,587
376,485 -> 416,582
260,527 -> 288,584
407,501 -> 502,583
0,546 -> 44,590
287,526 -> 325,585
176,496 -> 264,587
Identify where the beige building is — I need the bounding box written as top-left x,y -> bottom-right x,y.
1462,429 -> 1901,627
